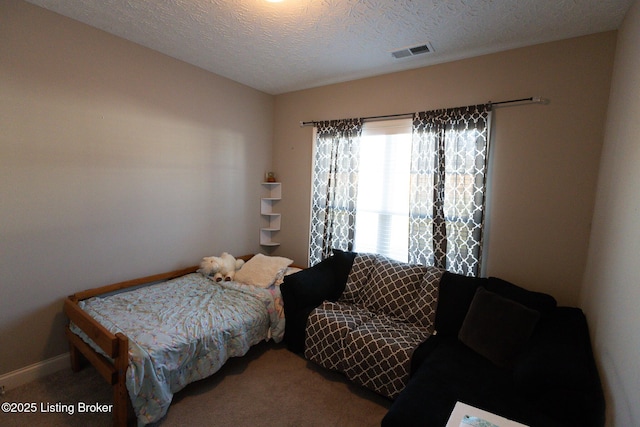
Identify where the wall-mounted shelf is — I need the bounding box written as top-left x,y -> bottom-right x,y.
260,182 -> 281,247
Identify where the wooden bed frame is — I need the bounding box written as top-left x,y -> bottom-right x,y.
63,255 -> 255,427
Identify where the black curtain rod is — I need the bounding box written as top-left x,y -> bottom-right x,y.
299,96 -> 546,127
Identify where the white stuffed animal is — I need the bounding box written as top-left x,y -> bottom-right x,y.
198,252 -> 244,282
198,256 -> 221,277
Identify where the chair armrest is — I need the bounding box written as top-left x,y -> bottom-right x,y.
281,251 -> 356,353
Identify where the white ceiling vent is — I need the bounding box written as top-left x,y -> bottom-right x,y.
391,42 -> 434,59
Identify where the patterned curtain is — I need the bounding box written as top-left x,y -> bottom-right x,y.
409,105 -> 491,276
309,119 -> 363,266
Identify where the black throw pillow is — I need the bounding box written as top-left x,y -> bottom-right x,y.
434,272 -> 487,337
458,287 -> 540,369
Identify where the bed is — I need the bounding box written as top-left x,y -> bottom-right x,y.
64,254 -> 296,426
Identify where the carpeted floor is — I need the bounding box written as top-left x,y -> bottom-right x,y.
0,341 -> 391,426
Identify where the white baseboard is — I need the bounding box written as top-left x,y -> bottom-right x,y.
0,353 -> 70,392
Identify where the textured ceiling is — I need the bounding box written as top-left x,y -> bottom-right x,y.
25,0 -> 633,95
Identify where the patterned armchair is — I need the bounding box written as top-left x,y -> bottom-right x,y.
283,250 -> 442,399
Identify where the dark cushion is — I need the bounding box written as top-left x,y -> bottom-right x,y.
410,334 -> 443,375
384,337 -> 567,427
434,272 -> 487,337
330,249 -> 358,291
281,249 -> 356,353
384,337 -> 534,427
487,277 -> 557,313
284,249 -> 355,303
514,307 -> 601,391
513,308 -> 606,427
458,287 -> 540,368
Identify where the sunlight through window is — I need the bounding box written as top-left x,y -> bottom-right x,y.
354,119 -> 412,262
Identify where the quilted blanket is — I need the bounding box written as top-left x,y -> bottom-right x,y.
70,273 -> 284,425
304,253 -> 443,399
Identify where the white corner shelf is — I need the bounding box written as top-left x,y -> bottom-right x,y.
260,182 -> 281,247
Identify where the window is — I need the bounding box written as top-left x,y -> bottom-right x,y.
353,119 -> 412,262
309,105 -> 490,275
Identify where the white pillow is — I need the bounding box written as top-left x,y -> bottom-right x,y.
234,254 -> 293,288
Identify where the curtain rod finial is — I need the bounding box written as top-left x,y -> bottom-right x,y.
533,96 -> 550,105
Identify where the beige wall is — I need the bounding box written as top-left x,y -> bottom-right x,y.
273,32 -> 616,307
581,1 -> 640,425
0,0 -> 273,374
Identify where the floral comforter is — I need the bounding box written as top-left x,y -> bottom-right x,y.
70,273 -> 285,425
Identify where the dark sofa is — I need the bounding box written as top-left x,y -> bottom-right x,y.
281,251 -> 605,427
382,272 -> 605,427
